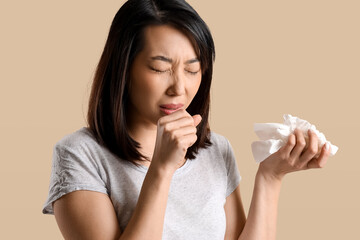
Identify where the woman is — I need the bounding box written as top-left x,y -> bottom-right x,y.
42,0 -> 331,239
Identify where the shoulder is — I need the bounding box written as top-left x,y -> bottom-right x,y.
50,127 -> 113,182
197,131 -> 233,162
209,131 -> 232,154
209,131 -> 230,147
53,127 -> 102,159
55,127 -> 97,149
56,127 -> 96,147
208,131 -> 238,167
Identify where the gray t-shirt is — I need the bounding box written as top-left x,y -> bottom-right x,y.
42,127 -> 241,239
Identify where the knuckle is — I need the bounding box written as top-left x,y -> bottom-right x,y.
171,131 -> 178,140
316,160 -> 324,168
310,131 -> 317,139
179,109 -> 189,117
288,141 -> 296,149
287,137 -> 296,146
186,117 -> 194,126
163,125 -> 171,133
288,161 -> 296,169
278,151 -> 288,161
178,140 -> 188,151
163,129 -> 171,139
172,135 -> 182,147
298,139 -> 306,148
191,126 -> 197,133
306,161 -> 312,169
192,134 -> 198,143
158,118 -> 165,126
286,157 -> 294,166
308,146 -> 318,155
287,134 -> 296,147
294,163 -> 303,170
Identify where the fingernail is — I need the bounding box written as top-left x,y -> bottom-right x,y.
325,142 -> 329,150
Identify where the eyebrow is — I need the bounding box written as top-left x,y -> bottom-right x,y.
150,55 -> 199,64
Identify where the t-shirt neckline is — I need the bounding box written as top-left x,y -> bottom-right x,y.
81,127 -> 195,176
129,158 -> 193,176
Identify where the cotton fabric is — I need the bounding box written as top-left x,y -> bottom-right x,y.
42,127 -> 241,239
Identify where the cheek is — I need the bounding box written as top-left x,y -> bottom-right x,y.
130,72 -> 164,103
189,75 -> 202,97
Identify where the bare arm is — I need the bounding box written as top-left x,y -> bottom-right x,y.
120,110 -> 201,239
236,169 -> 282,240
53,164 -> 173,240
118,163 -> 173,240
53,191 -> 122,240
53,110 -> 201,240
224,175 -> 281,240
224,129 -> 331,240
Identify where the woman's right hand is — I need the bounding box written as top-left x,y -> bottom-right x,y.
151,109 -> 202,175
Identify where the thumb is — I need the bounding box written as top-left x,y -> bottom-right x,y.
192,114 -> 202,127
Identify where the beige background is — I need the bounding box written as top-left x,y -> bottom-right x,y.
1,0 -> 359,239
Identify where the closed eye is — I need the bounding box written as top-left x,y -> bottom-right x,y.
149,66 -> 170,73
149,66 -> 199,75
185,69 -> 200,75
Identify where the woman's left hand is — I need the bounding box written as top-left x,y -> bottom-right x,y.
258,128 -> 331,181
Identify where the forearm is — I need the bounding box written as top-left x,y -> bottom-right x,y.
238,168 -> 282,240
119,164 -> 173,240
237,127 -> 331,239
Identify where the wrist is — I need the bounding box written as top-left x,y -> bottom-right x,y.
257,164 -> 284,186
148,160 -> 176,180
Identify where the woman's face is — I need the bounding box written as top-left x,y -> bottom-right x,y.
128,24 -> 202,126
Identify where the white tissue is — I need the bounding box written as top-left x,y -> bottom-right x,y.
251,114 -> 338,163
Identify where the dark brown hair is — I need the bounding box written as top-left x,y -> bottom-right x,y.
87,0 -> 215,164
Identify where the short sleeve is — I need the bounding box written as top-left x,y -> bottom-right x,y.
224,138 -> 241,197
42,143 -> 108,215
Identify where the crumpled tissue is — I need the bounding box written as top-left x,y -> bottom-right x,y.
251,114 -> 338,163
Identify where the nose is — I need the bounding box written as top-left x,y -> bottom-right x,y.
166,70 -> 186,96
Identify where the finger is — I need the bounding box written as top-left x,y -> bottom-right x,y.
158,109 -> 190,125
163,115 -> 196,131
299,129 -> 319,166
192,114 -> 202,127
172,125 -> 197,138
307,142 -> 331,169
279,133 -> 296,158
179,132 -> 198,148
319,143 -> 331,167
289,129 -> 307,160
